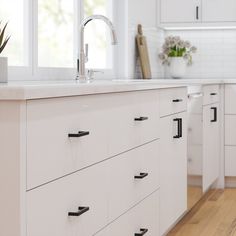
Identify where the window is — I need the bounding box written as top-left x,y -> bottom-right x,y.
38,0 -> 74,68
1,0 -> 117,79
0,0 -> 26,66
84,0 -> 113,69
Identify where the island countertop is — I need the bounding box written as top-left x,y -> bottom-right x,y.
0,78 -> 234,100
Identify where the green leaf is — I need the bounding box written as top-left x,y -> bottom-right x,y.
0,36 -> 10,54
0,22 -> 8,48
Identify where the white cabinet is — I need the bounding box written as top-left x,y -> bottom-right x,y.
158,0 -> 236,27
225,85 -> 236,178
107,140 -> 160,220
27,162 -> 109,236
203,103 -> 220,192
225,85 -> 236,114
160,0 -> 201,23
202,0 -> 236,22
225,146 -> 236,176
203,85 -> 220,105
27,91 -> 159,190
104,191 -> 159,236
159,87 -> 187,117
0,88 -> 163,236
160,112 -> 187,235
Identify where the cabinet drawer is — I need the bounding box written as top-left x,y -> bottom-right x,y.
225,146 -> 236,177
97,191 -> 159,236
159,87 -> 187,117
203,85 -> 219,105
27,91 -> 159,189
225,115 -> 236,145
225,85 -> 236,114
107,140 -> 160,220
27,162 -> 108,236
107,91 -> 159,157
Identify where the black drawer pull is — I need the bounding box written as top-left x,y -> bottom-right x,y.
68,206 -> 89,217
196,6 -> 199,20
211,107 -> 217,122
172,99 -> 183,103
210,93 -> 217,96
173,118 -> 182,139
68,131 -> 90,138
134,173 -> 149,179
135,228 -> 148,236
134,117 -> 149,121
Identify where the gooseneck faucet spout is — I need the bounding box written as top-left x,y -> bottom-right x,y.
77,15 -> 118,80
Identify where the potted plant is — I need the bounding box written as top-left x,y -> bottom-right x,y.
0,22 -> 10,83
159,36 -> 197,79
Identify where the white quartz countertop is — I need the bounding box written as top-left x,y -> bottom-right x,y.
0,78 -> 235,100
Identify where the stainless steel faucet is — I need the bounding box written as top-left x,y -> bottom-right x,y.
77,15 -> 118,80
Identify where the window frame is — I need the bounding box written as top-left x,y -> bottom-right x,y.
8,0 -> 119,81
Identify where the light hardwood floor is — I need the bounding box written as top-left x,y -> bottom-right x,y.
168,189 -> 236,236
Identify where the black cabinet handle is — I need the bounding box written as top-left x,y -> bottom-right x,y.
196,6 -> 199,20
173,118 -> 183,139
210,93 -> 217,96
172,99 -> 183,103
68,131 -> 90,138
179,118 -> 183,138
134,117 -> 149,121
68,206 -> 89,217
134,173 -> 149,179
135,228 -> 148,236
211,107 -> 217,122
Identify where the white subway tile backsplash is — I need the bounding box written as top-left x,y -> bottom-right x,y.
164,30 -> 236,79
128,27 -> 236,79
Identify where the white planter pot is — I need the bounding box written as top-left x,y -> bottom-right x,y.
0,57 -> 8,83
169,57 -> 187,79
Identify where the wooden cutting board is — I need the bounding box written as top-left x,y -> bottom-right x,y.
136,24 -> 152,79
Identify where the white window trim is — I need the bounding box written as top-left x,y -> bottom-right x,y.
8,0 -> 124,81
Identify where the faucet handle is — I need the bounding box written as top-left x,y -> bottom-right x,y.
85,44 -> 89,63
87,69 -> 104,80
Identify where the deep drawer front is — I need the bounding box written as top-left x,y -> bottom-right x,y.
27,161 -> 108,236
159,87 -> 187,117
225,146 -> 236,177
225,85 -> 236,114
98,191 -> 159,236
107,140 -> 160,220
225,115 -> 236,145
27,91 -> 159,190
203,85 -> 219,105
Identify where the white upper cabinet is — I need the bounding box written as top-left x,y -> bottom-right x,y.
160,0 -> 201,23
158,0 -> 236,27
202,0 -> 236,22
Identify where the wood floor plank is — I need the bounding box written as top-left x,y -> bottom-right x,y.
167,189 -> 236,236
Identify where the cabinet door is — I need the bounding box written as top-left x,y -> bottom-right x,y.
202,0 -> 236,22
203,103 -> 220,192
160,0 -> 201,23
160,112 -> 187,235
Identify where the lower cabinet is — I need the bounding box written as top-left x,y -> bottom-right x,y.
160,112 -> 187,235
203,103 -> 220,192
27,140 -> 160,236
27,161 -> 109,236
96,191 -> 160,236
